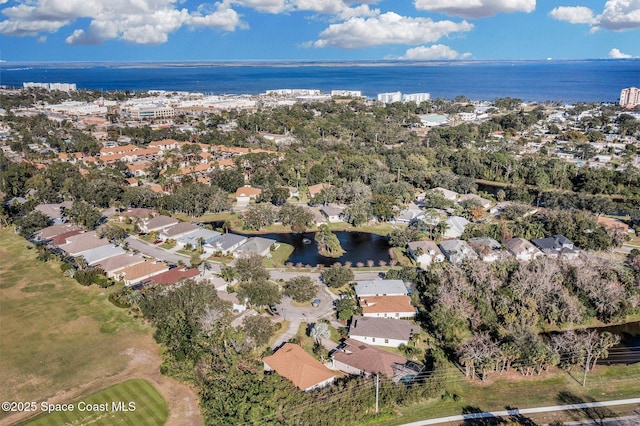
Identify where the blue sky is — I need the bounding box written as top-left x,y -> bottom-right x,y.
0,0 -> 638,62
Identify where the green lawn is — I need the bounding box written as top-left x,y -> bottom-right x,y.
22,379 -> 168,426
371,362 -> 640,425
0,228 -> 154,420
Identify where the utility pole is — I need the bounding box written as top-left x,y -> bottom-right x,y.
375,374 -> 379,413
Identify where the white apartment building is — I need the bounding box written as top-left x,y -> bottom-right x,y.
620,87 -> 640,108
377,91 -> 402,104
402,92 -> 431,103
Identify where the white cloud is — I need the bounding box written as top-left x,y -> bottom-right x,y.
414,0 -> 535,19
0,0 -> 245,44
609,48 -> 633,58
231,0 -> 289,14
400,44 -> 471,60
312,12 -> 473,49
551,1 -> 640,31
549,6 -> 596,24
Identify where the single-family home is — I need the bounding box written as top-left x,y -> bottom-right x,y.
407,240 -> 445,268
234,237 -> 276,257
393,208 -> 424,225
431,187 -> 459,201
457,193 -> 492,209
118,208 -> 156,222
331,338 -> 408,378
158,222 -> 200,242
597,216 -> 632,234
308,183 -> 332,199
439,239 -> 478,264
531,235 -> 579,260
467,237 -> 503,262
34,201 -> 73,224
146,267 -> 200,285
354,280 -> 408,297
174,228 -> 221,251
138,215 -> 179,234
320,204 -> 344,223
349,316 -> 417,348
263,343 -> 336,392
235,186 -> 262,206
32,223 -> 82,243
443,216 -> 470,239
358,295 -> 416,319
503,238 -> 543,261
95,252 -> 146,277
81,244 -> 126,266
57,231 -> 111,256
207,233 -> 248,255
116,260 -> 169,286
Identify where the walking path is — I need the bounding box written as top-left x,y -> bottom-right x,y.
399,398 -> 640,426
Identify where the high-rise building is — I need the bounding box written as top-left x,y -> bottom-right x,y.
377,91 -> 402,104
620,87 -> 640,108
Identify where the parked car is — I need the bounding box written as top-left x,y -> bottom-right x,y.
312,298 -> 321,307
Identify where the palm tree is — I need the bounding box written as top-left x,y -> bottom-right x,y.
218,265 -> 237,283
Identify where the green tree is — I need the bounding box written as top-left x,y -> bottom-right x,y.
315,224 -> 345,257
242,315 -> 276,348
321,264 -> 354,288
235,254 -> 270,282
16,210 -> 51,237
66,200 -> 103,230
236,279 -> 281,308
283,276 -> 318,303
335,297 -> 357,321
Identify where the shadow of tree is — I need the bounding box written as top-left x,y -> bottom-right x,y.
504,406 -> 538,426
460,406 -> 505,425
556,391 -> 615,425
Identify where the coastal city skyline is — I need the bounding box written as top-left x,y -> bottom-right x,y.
0,0 -> 639,62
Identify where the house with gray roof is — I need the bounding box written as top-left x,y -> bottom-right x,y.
207,233 -> 248,255
234,237 -> 276,257
407,240 -> 444,268
158,222 -> 200,241
354,280 -> 407,297
138,215 -> 179,234
439,239 -> 478,264
331,338 -> 408,378
468,237 -> 503,262
34,201 -> 73,224
348,316 -> 417,348
82,244 -> 126,266
457,193 -> 492,209
531,235 -> 579,259
392,208 -> 424,225
175,228 -> 221,251
431,187 -> 458,201
33,223 -> 82,243
503,238 -> 543,261
320,204 -> 345,223
443,216 -> 470,239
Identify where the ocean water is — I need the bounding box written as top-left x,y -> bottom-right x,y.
1,60 -> 639,103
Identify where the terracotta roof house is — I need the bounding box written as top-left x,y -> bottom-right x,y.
597,216 -> 631,233
235,186 -> 262,205
116,260 -> 169,286
439,239 -> 478,264
349,316 -> 417,348
531,235 -> 579,260
146,267 -> 200,285
503,238 -> 543,261
354,280 -> 407,297
331,338 -> 407,378
407,240 -> 444,268
51,229 -> 84,246
33,223 -> 82,242
308,183 -> 332,198
95,253 -> 146,277
138,215 -> 179,234
57,231 -> 110,256
263,343 -> 336,392
358,295 -> 416,319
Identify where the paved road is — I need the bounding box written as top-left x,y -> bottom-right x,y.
400,398 -> 640,426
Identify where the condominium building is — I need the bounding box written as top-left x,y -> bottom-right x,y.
402,92 -> 431,103
377,91 -> 402,104
620,87 -> 640,108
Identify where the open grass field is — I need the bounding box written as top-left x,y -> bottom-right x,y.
22,379 -> 168,426
371,362 -> 640,425
0,228 -> 203,426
